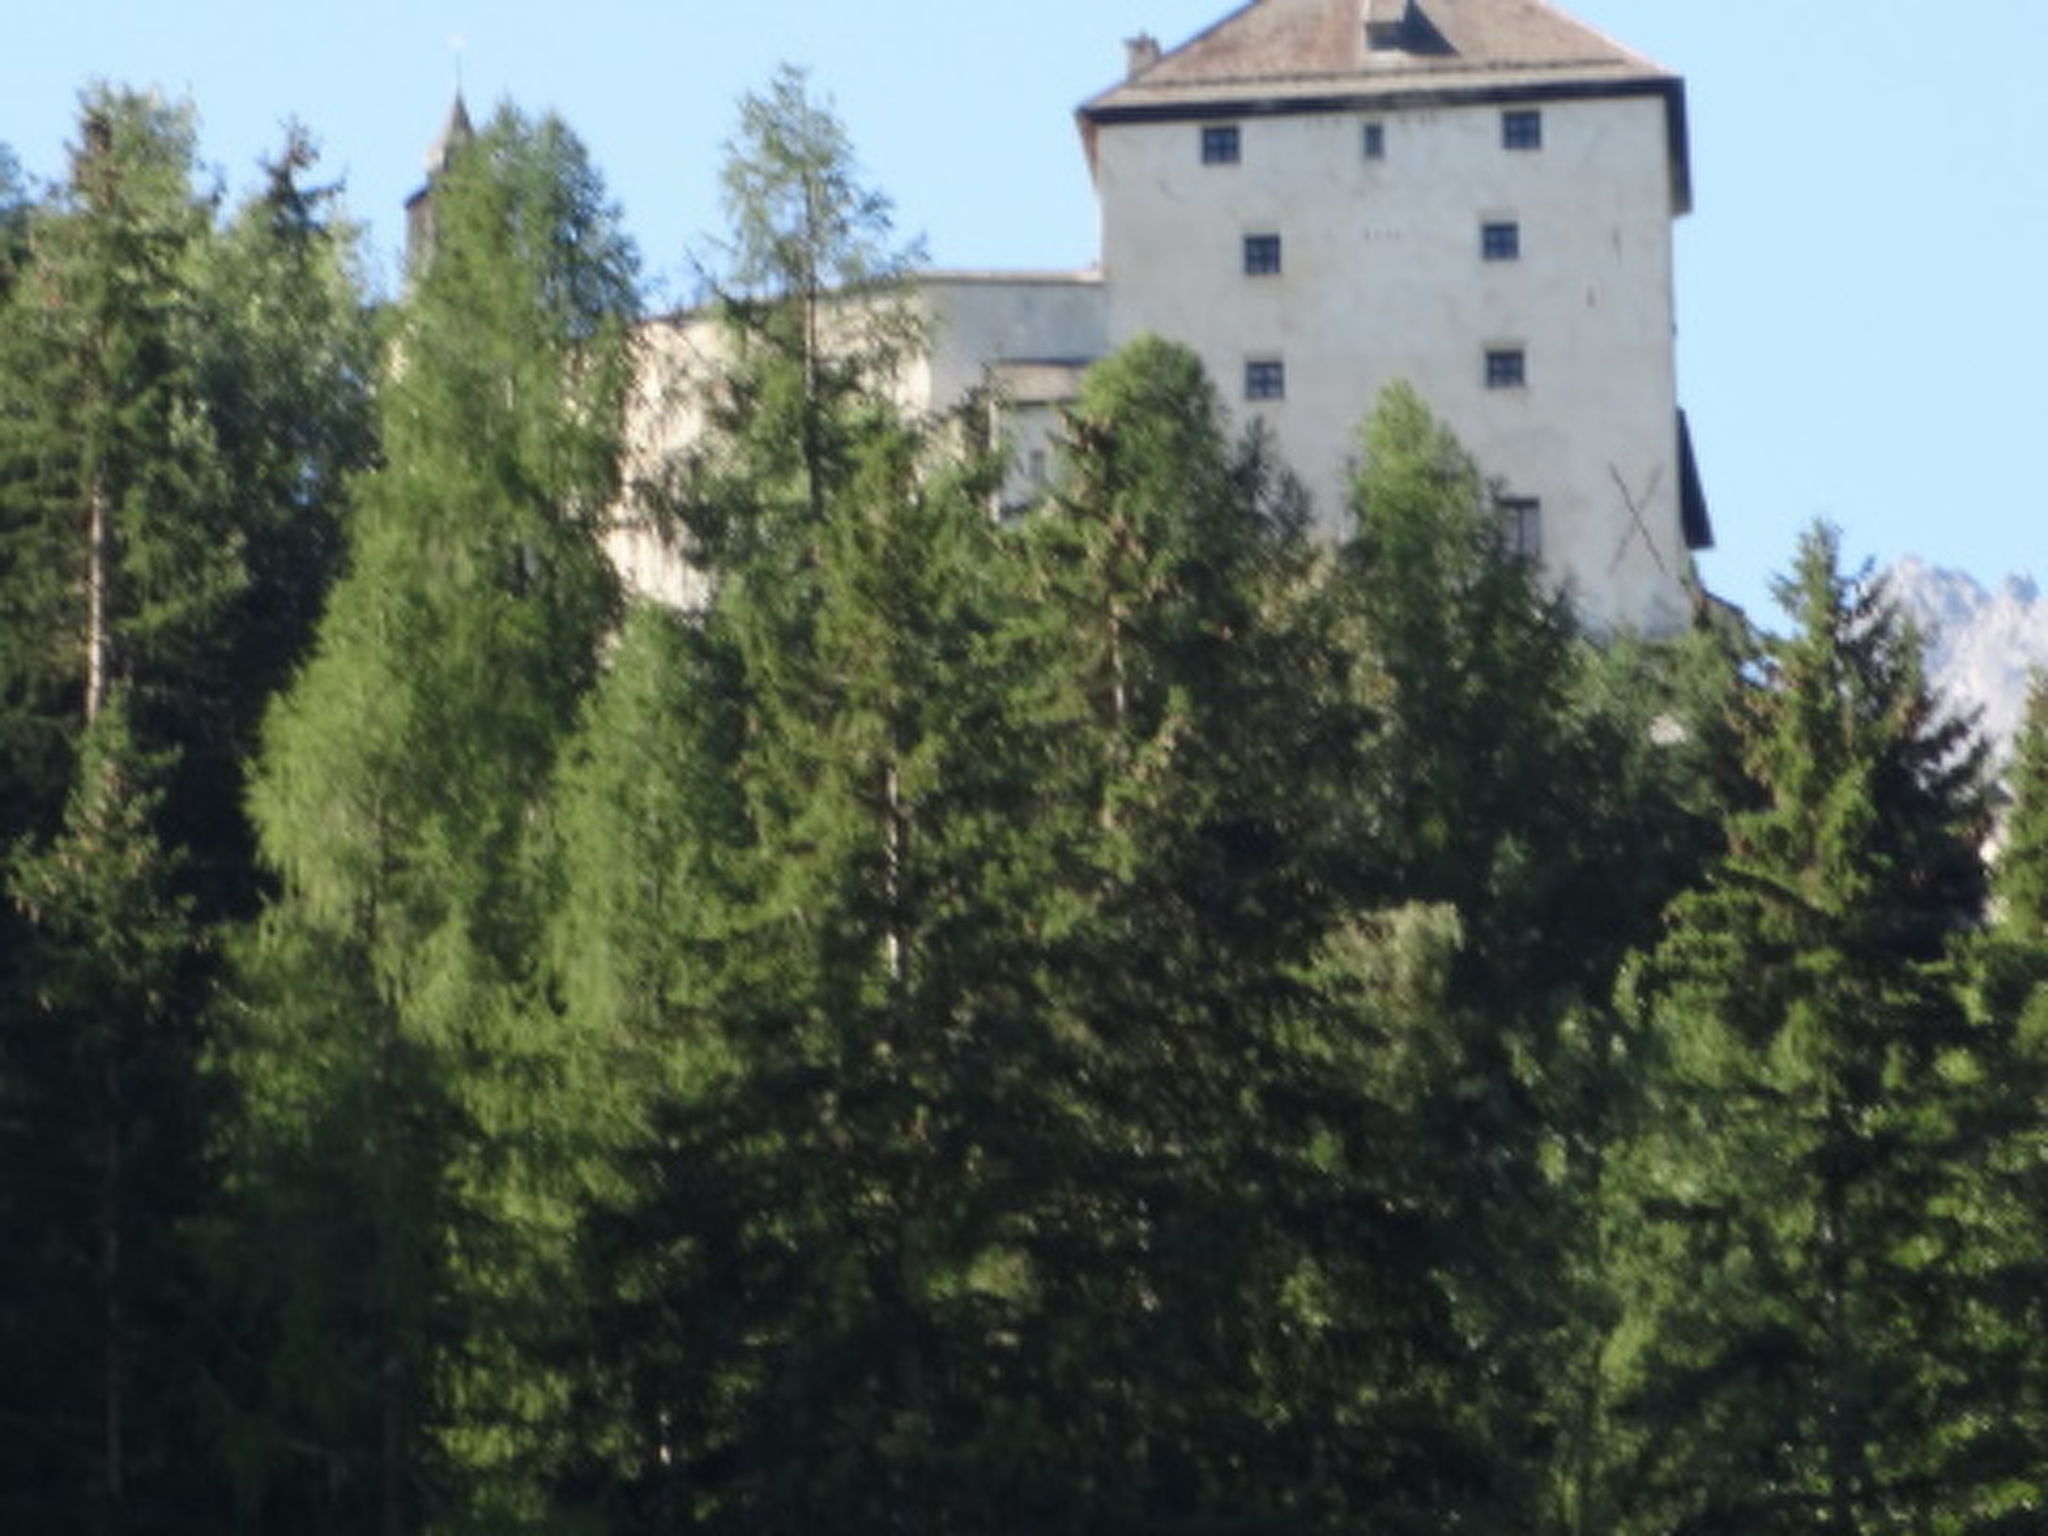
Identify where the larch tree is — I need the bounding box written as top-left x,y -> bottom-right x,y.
670,63 -> 927,615
219,104 -> 637,1535
547,70 -> 1056,1525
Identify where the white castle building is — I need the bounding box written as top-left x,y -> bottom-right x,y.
424,0 -> 1713,632
1082,0 -> 1712,632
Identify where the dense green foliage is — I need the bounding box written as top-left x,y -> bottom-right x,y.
219,104 -> 638,1534
5,74 -> 2044,1536
1601,531 -> 2037,1534
0,92 -> 371,1536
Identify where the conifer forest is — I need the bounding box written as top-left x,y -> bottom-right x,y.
7,78 -> 2048,1536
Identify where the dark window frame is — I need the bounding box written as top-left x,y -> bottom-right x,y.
1363,121 -> 1387,160
1498,496 -> 1542,559
1245,359 -> 1287,402
1201,124 -> 1242,165
1481,220 -> 1522,261
1502,109 -> 1543,150
1486,348 -> 1527,389
1243,232 -> 1283,275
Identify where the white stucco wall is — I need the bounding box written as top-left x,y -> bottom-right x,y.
916,275 -> 1106,507
918,273 -> 1107,403
1095,92 -> 1691,632
607,276 -> 1108,604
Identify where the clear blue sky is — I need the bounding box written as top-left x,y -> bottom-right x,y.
7,1 -> 2045,623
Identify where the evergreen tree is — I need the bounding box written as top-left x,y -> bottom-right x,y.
0,142 -> 29,298
179,124 -> 375,917
677,63 -> 926,589
0,91 -> 311,1536
2,700 -> 210,1535
1989,675 -> 2048,948
1536,618 -> 1750,1536
1340,381 -> 1597,999
1947,673 -> 2048,1520
0,89 -> 233,842
1604,525 -> 2004,1533
551,78 -> 1051,1520
220,104 -> 636,1534
1005,344 -> 1512,1530
1337,382 -> 1677,1525
538,600 -> 747,1150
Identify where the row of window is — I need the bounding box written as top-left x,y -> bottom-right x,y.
1200,108 -> 1541,166
1239,220 -> 1521,274
1240,347 -> 1526,403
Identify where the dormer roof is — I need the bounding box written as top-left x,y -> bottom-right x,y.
1083,0 -> 1690,210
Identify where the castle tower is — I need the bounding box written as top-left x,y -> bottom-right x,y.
1080,0 -> 1710,632
404,93 -> 475,277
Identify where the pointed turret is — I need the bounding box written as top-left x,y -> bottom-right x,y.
424,93 -> 475,178
405,94 -> 475,278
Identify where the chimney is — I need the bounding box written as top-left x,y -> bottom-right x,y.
1125,34 -> 1162,79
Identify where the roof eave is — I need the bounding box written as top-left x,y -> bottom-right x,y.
1079,70 -> 1693,217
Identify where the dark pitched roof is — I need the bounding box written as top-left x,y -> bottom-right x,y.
1090,0 -> 1666,103
1081,0 -> 1690,209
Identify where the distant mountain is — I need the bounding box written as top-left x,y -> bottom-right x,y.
1882,557 -> 2047,757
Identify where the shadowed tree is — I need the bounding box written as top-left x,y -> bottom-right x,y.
0,91 -> 276,1536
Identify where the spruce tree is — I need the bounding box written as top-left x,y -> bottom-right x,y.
179,125 -> 375,917
1339,380 -> 1600,998
672,63 -> 926,601
0,143 -> 28,299
1018,346 -> 1482,1529
551,78 -> 1051,1519
1604,525 -> 2002,1533
1947,673 -> 2048,1521
1339,382 -> 1642,1524
0,89 -> 234,842
0,90 -> 278,1535
3,700 -> 209,1535
1990,675 -> 2048,947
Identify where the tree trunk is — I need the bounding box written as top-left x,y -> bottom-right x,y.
1821,1094 -> 1858,1535
100,1042 -> 125,1536
86,473 -> 109,723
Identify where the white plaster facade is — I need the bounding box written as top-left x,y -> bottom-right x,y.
1092,94 -> 1692,629
910,274 -> 1108,511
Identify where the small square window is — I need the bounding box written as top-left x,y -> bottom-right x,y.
1363,121 -> 1386,160
1481,221 -> 1521,261
1245,359 -> 1286,402
1486,348 -> 1527,389
1502,109 -> 1543,150
1243,233 -> 1282,275
1498,497 -> 1542,559
1201,124 -> 1241,165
